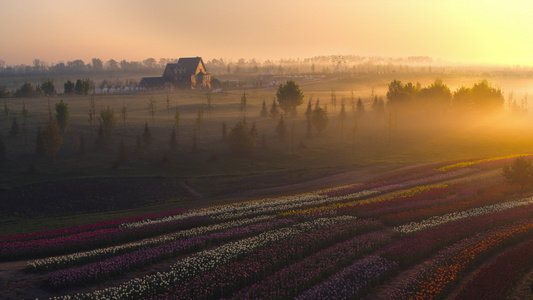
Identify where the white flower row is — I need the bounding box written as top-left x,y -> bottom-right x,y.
395,197 -> 533,234
119,194 -> 326,229
58,216 -> 357,300
29,215 -> 275,271
119,190 -> 377,230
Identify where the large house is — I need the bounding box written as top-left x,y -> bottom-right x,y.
140,57 -> 211,90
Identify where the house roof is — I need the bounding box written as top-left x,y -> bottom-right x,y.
164,57 -> 208,79
140,77 -> 168,86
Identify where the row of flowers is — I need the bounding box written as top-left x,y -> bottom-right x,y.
27,215 -> 277,272
46,218 -> 296,289
55,216 -> 381,299
456,237 -> 533,299
394,196 -> 533,234
437,154 -> 531,172
145,219 -> 384,299
381,201 -> 533,266
0,209 -> 187,243
295,256 -> 398,300
388,218 -> 533,299
231,231 -> 392,299
0,216 -> 211,260
280,184 -> 447,218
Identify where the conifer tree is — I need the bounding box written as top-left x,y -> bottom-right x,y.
260,98 -> 268,117
276,113 -> 286,141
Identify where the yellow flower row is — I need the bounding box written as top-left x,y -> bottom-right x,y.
437,154 -> 530,172
280,184 -> 447,217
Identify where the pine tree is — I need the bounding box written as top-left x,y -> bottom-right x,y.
260,98 -> 268,117
269,98 -> 279,119
10,117 -> 20,137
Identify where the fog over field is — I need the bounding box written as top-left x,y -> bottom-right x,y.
3,1 -> 533,299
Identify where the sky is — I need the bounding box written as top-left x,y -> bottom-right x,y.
2,0 -> 533,66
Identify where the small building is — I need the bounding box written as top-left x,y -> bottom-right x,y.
140,57 -> 211,90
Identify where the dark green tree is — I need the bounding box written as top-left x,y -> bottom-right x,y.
418,79 -> 452,109
452,86 -> 472,110
240,92 -> 247,118
41,79 -> 56,97
305,99 -> 313,138
502,156 -> 533,196
64,80 -> 75,95
470,80 -> 504,111
260,98 -> 268,117
312,106 -> 329,135
40,119 -> 63,162
269,98 -> 279,119
98,106 -> 117,139
13,82 -> 35,98
75,79 -> 91,95
55,99 -> 70,132
227,121 -> 255,156
276,80 -> 304,116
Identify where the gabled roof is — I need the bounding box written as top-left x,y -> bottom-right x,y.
163,57 -> 207,79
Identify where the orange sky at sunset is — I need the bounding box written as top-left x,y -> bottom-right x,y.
2,0 -> 532,66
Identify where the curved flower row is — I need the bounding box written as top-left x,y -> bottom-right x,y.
232,231 -> 392,299
437,154 -> 530,172
456,238 -> 533,299
394,197 -> 533,234
381,203 -> 533,266
389,218 -> 533,299
149,219 -> 383,299
47,218 -> 296,289
0,216 -> 211,260
28,215 -> 276,272
281,184 -> 447,218
0,209 -> 187,242
59,216 -> 365,300
296,256 -> 398,300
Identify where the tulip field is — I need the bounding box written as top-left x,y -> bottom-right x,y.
2,154 -> 533,299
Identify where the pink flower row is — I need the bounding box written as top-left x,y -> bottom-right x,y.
0,209 -> 186,242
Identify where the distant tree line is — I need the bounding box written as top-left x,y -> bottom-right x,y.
386,79 -> 505,112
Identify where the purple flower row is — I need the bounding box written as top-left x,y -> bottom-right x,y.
145,218 -> 383,299
0,209 -> 187,242
295,256 -> 398,300
0,215 -> 210,260
380,203 -> 533,265
232,231 -> 392,299
47,218 -> 295,289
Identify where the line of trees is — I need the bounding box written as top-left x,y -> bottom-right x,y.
386,79 -> 505,112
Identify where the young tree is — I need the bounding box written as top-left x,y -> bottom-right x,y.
305,99 -> 313,138
10,118 -> 20,137
174,108 -> 181,129
356,97 -> 365,117
88,95 -> 96,133
143,122 -> 152,149
4,101 -> 9,128
147,96 -> 156,127
40,119 -> 63,162
339,100 -> 347,142
120,102 -> 127,131
269,98 -> 279,119
276,80 -> 304,116
275,113 -> 286,141
75,132 -> 86,156
98,106 -> 117,140
227,121 -> 255,156
55,99 -> 70,132
222,122 -> 227,141
502,156 -> 533,196
206,92 -> 213,118
0,134 -> 5,161
169,128 -> 178,151
312,105 -> 329,135
240,92 -> 248,119
260,98 -> 268,117
35,126 -> 46,157
330,90 -> 337,114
